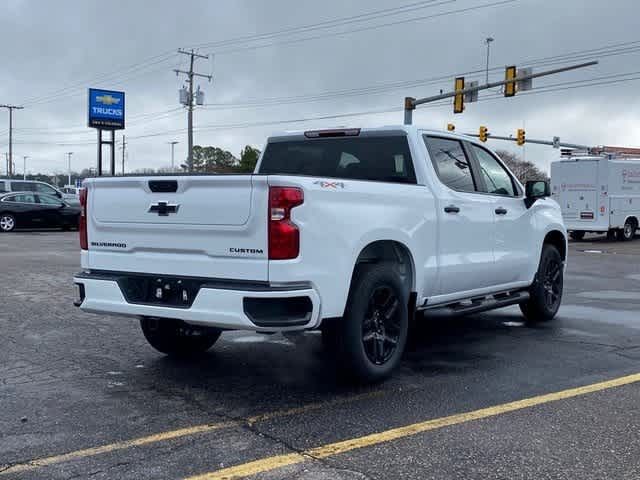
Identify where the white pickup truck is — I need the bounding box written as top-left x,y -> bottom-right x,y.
74,126 -> 566,382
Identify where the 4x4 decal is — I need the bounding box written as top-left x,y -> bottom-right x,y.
313,181 -> 345,189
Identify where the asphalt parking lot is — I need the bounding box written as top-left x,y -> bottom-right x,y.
1,232 -> 640,479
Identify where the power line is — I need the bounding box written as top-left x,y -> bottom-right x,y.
15,70 -> 640,148
20,52 -> 178,107
11,1 -> 454,110
204,0 -> 518,56
196,40 -> 640,111
14,0 -> 510,110
190,0 -> 454,50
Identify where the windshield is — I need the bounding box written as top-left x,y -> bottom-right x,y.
258,135 -> 416,184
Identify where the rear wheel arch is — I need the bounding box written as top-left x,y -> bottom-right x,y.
349,240 -> 415,296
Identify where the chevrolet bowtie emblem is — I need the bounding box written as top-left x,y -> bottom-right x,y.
148,201 -> 180,216
96,94 -> 121,105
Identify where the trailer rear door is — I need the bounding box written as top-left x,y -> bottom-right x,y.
551,159 -> 604,230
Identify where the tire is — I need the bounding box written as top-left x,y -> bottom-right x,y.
140,317 -> 221,356
328,263 -> 409,383
569,231 -> 585,241
0,213 -> 16,232
616,219 -> 636,241
520,244 -> 563,323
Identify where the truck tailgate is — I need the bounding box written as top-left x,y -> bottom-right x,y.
85,175 -> 269,281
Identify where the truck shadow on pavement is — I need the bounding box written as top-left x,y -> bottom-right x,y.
134,310 -> 558,407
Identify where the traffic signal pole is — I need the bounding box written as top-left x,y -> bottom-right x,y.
463,133 -> 590,150
403,61 -> 598,125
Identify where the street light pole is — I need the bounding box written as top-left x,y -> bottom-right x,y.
168,141 -> 179,170
485,37 -> 494,85
23,156 -> 28,180
66,152 -> 73,186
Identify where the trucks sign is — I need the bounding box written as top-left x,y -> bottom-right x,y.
87,88 -> 125,129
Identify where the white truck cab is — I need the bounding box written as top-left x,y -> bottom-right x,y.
74,126 -> 566,382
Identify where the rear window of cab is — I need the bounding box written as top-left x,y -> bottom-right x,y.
259,136 -> 417,184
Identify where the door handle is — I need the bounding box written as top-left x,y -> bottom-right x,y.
495,207 -> 508,215
444,205 -> 460,214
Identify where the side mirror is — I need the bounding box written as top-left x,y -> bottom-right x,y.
55,191 -> 62,198
525,180 -> 550,208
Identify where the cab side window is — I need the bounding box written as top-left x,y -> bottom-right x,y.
424,136 -> 477,192
471,145 -> 517,197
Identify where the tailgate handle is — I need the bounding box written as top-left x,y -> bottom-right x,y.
149,180 -> 178,193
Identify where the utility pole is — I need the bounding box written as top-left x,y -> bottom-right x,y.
120,135 -> 127,175
0,104 -> 24,176
66,152 -> 73,187
23,155 -> 28,180
168,141 -> 179,170
174,49 -> 212,172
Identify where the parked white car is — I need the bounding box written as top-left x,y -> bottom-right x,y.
74,126 -> 566,382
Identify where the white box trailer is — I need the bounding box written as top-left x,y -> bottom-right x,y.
550,155 -> 640,241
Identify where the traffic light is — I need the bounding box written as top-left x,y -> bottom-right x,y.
453,77 -> 465,114
479,126 -> 489,142
504,65 -> 517,97
517,128 -> 526,146
447,123 -> 455,132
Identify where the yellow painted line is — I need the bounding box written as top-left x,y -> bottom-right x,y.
246,390 -> 385,425
186,372 -> 640,480
1,422 -> 237,475
0,390 -> 383,476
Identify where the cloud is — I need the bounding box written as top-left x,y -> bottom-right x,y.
0,0 -> 639,175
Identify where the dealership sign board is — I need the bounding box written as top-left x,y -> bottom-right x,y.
88,88 -> 125,129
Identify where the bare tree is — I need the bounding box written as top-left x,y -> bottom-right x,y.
495,150 -> 548,184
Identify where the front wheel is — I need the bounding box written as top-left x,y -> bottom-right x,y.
328,263 -> 409,383
520,244 -> 563,323
0,213 -> 16,232
140,317 -> 221,356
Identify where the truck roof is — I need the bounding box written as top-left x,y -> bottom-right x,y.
268,125 -> 477,143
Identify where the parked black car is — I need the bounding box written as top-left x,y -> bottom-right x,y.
0,192 -> 80,232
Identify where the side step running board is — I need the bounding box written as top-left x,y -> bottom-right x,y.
425,290 -> 530,316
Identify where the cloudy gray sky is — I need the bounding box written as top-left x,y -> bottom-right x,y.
1,0 -> 640,176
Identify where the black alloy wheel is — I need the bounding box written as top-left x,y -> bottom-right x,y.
326,263 -> 409,383
520,244 -> 563,323
362,285 -> 402,365
541,256 -> 562,311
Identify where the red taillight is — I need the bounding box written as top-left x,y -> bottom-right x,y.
268,186 -> 303,260
79,188 -> 88,250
